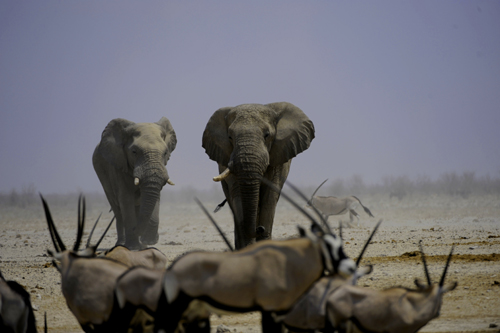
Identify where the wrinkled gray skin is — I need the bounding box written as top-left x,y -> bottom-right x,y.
202,102 -> 314,249
93,117 -> 176,250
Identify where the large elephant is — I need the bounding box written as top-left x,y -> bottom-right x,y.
202,102 -> 315,249
93,117 -> 177,250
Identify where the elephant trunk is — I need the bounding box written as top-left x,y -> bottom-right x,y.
133,153 -> 169,246
231,147 -> 268,249
136,182 -> 162,245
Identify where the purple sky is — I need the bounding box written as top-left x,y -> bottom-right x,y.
1,1 -> 499,194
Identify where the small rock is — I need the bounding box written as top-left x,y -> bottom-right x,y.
489,323 -> 498,328
469,246 -> 477,250
32,305 -> 39,311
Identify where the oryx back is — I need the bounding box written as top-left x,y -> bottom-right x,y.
105,245 -> 167,270
170,237 -> 324,312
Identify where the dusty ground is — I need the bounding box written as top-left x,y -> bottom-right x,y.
0,192 -> 499,332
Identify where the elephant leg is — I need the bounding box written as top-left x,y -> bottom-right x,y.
257,162 -> 291,241
141,199 -> 160,245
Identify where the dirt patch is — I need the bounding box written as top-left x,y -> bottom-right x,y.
0,193 -> 499,332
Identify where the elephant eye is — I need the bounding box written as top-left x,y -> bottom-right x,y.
264,131 -> 270,139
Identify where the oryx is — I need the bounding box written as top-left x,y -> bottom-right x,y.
307,179 -> 374,226
0,270 -> 37,333
86,213 -> 168,270
282,220 -> 382,332
325,242 -> 457,333
104,245 -> 168,270
41,194 -> 132,333
151,181 -> 357,333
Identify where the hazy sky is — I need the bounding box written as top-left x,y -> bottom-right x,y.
1,1 -> 499,194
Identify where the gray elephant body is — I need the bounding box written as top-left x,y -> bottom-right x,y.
93,117 -> 176,250
203,102 -> 314,249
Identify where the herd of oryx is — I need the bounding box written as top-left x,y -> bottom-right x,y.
1,102 -> 457,333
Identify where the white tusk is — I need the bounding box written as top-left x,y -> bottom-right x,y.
134,178 -> 140,186
167,179 -> 175,186
213,168 -> 231,182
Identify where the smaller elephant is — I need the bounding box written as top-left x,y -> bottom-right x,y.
93,117 -> 176,250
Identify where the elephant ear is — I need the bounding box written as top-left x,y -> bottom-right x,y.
267,102 -> 315,166
96,118 -> 135,172
156,117 -> 177,160
202,107 -> 233,166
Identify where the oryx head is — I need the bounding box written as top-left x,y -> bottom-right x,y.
40,194 -> 114,271
413,241 -> 457,316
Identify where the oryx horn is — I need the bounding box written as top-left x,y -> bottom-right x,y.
40,194 -> 66,252
439,245 -> 454,287
195,197 -> 234,252
73,194 -> 85,252
419,240 -> 432,286
356,219 -> 382,266
309,178 -> 328,204
86,213 -> 102,248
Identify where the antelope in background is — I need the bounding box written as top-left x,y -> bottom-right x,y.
325,242 -> 457,333
307,179 -> 374,226
86,214 -> 168,270
0,269 -> 38,333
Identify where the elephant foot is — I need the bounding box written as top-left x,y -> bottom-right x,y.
124,237 -> 143,250
256,226 -> 271,242
140,224 -> 159,246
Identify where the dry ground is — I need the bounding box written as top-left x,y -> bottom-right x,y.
0,192 -> 499,332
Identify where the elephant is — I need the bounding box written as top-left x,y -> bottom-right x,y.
202,102 -> 315,249
93,117 -> 177,250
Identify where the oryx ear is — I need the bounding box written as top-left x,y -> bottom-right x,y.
267,102 -> 315,166
311,223 -> 324,237
115,286 -> 127,309
297,225 -> 306,237
414,279 -> 427,289
202,107 -> 233,166
442,281 -> 458,293
163,271 -> 179,304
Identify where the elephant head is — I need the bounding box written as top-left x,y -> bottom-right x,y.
94,117 -> 176,248
202,102 -> 314,249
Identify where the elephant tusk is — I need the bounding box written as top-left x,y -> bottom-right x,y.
167,179 -> 175,186
213,168 -> 231,182
134,178 -> 140,186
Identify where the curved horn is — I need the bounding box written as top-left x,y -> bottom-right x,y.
419,240 -> 432,286
93,216 -> 115,250
309,179 -> 328,204
86,213 -> 102,248
439,245 -> 454,287
73,195 -> 85,252
40,194 -> 66,252
213,168 -> 230,182
356,219 -> 382,266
